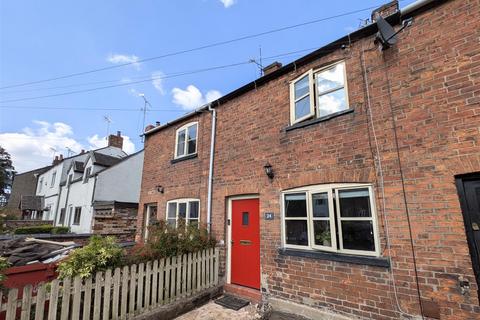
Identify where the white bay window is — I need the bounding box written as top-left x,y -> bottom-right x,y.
282,184 -> 380,256
290,61 -> 349,125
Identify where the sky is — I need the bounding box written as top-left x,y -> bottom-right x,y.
0,0 -> 416,173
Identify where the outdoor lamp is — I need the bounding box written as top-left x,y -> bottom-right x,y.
264,162 -> 274,179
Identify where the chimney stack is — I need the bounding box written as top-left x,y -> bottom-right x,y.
371,0 -> 398,22
52,156 -> 61,165
107,131 -> 124,149
145,124 -> 155,132
59,154 -> 63,161
263,62 -> 282,76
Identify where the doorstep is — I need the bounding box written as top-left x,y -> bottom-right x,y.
224,283 -> 262,304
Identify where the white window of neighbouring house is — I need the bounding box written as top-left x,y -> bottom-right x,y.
59,208 -> 66,225
281,184 -> 380,256
73,207 -> 82,225
166,199 -> 200,228
175,122 -> 198,159
289,61 -> 349,125
50,171 -> 56,187
83,167 -> 91,183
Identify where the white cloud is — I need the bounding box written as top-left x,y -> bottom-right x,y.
171,85 -> 222,110
0,121 -> 136,173
107,53 -> 141,70
219,0 -> 236,8
151,71 -> 165,95
87,134 -> 136,154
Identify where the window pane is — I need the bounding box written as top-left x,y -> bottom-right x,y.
341,221 -> 375,251
187,140 -> 196,154
338,188 -> 371,217
284,193 -> 307,217
167,203 -> 177,218
189,201 -> 199,219
313,221 -> 331,246
316,63 -> 345,93
317,88 -> 348,117
242,212 -> 249,226
294,75 -> 309,99
167,219 -> 176,227
312,193 -> 329,217
187,124 -> 197,141
285,220 -> 308,246
179,203 -> 187,219
176,130 -> 186,157
295,95 -> 311,120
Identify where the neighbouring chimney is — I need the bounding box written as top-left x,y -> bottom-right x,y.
52,156 -> 61,165
80,149 -> 85,154
263,62 -> 282,76
59,154 -> 64,161
107,131 -> 124,149
371,0 -> 398,22
155,121 -> 161,126
145,124 -> 155,132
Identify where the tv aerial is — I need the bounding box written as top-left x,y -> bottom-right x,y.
374,16 -> 413,50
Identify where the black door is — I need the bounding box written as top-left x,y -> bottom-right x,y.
456,174 -> 480,294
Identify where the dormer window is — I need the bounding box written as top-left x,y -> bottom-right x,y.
83,167 -> 91,183
175,122 -> 198,159
290,61 -> 349,125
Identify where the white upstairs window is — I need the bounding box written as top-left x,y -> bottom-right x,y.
289,61 -> 349,125
175,122 -> 198,159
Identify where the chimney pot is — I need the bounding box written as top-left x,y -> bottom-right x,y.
117,131 -> 121,137
59,154 -> 63,160
263,62 -> 282,75
155,121 -> 161,126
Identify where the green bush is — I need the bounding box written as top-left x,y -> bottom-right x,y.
13,225 -> 70,234
0,257 -> 9,287
51,226 -> 69,234
127,220 -> 216,264
57,236 -> 123,279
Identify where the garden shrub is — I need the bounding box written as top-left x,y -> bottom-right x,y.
0,257 -> 9,287
127,220 -> 216,264
14,225 -> 70,234
57,236 -> 123,279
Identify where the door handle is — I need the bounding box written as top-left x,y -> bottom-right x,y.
472,222 -> 479,231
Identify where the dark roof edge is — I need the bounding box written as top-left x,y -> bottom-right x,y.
145,0 -> 448,137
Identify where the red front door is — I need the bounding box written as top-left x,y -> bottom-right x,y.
231,198 -> 260,290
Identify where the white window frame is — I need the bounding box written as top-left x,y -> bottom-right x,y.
289,70 -> 315,125
50,171 -> 56,187
165,198 -> 200,228
73,206 -> 82,225
289,61 -> 349,125
281,183 -> 380,257
38,177 -> 43,192
83,167 -> 91,183
174,122 -> 198,159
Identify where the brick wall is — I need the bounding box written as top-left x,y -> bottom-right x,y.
138,0 -> 480,318
137,111 -> 212,241
93,207 -> 138,242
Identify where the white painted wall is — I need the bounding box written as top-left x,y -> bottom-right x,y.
94,151 -> 144,203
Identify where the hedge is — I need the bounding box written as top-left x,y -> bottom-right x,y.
14,225 -> 70,235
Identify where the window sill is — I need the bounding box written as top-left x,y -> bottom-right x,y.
171,153 -> 198,164
278,248 -> 390,268
285,108 -> 354,132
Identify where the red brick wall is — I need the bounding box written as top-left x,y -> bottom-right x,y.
137,111 -> 212,241
139,0 -> 480,318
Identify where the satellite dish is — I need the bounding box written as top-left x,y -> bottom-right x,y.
375,16 -> 398,50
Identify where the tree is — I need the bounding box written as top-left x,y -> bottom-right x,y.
0,146 -> 15,207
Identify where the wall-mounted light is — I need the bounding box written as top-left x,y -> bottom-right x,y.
264,162 -> 274,179
156,185 -> 164,193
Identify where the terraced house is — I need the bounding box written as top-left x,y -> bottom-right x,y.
138,0 -> 480,318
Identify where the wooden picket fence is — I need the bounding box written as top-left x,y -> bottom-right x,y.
0,248 -> 219,320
